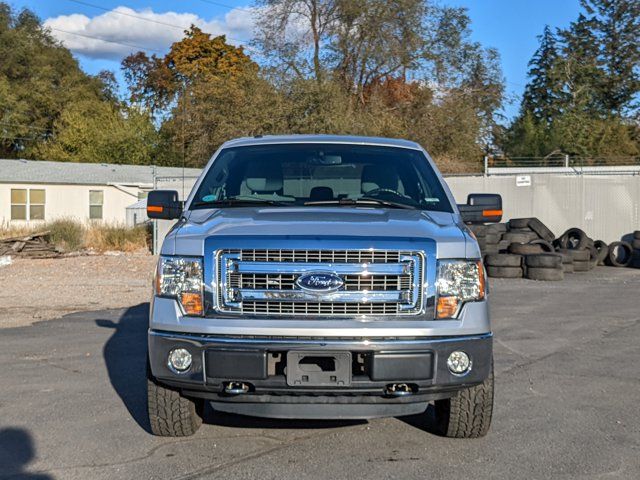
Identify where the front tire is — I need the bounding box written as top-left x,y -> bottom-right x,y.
433,361 -> 494,438
147,362 -> 203,436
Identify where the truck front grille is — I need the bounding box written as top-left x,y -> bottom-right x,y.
215,249 -> 424,317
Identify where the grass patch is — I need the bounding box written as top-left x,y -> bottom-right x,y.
0,220 -> 150,253
49,219 -> 85,252
84,223 -> 150,252
0,221 -> 34,240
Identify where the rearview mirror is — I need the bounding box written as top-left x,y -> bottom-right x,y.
147,190 -> 182,220
457,193 -> 502,224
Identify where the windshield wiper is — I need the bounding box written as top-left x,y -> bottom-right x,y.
191,197 -> 289,208
304,198 -> 416,209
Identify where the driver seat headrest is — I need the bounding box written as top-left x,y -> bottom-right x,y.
361,165 -> 400,193
244,161 -> 283,194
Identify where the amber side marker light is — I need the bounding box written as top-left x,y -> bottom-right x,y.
436,296 -> 459,319
147,205 -> 164,213
180,292 -> 204,316
482,209 -> 502,217
477,260 -> 486,299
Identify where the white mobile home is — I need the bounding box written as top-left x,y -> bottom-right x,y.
0,159 -> 200,226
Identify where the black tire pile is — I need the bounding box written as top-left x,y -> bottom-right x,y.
630,231 -> 640,268
469,218 -> 638,281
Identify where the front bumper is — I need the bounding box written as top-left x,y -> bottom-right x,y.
148,330 -> 493,419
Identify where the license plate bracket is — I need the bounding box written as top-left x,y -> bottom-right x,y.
286,351 -> 352,387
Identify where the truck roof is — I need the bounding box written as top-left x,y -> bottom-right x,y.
221,134 -> 422,150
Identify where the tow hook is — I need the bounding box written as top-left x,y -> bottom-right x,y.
223,381 -> 250,395
385,383 -> 416,397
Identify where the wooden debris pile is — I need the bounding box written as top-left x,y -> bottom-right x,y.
0,231 -> 61,258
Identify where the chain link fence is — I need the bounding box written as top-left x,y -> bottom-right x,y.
445,164 -> 640,243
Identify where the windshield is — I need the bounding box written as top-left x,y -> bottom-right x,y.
190,143 -> 453,212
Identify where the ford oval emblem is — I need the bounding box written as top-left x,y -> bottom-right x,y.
296,272 -> 344,293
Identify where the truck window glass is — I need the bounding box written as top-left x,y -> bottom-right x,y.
191,144 -> 453,212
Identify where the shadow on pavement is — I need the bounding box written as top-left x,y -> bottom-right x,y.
396,405 -> 441,435
206,412 -> 364,430
0,428 -> 53,480
96,303 -> 151,433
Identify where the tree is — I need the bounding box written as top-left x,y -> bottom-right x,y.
329,0 -> 427,101
161,70 -> 286,167
36,101 -> 161,165
502,1 -> 640,159
123,27 -> 256,112
0,3 -> 160,164
556,14 -> 602,115
253,0 -> 340,82
252,0 -> 504,166
123,28 -> 279,167
521,26 -> 563,125
0,4 -> 107,156
580,0 -> 640,115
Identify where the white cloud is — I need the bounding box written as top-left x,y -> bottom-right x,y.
43,6 -> 257,60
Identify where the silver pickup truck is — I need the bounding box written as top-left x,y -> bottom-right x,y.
146,135 -> 502,438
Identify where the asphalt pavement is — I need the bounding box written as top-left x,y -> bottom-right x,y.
1,267 -> 639,479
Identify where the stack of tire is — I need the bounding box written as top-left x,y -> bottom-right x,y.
469,223 -> 506,257
605,239 -> 634,268
484,217 -> 564,281
554,228 -> 599,272
632,231 -> 640,268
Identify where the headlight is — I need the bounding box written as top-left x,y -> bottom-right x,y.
435,260 -> 485,319
155,256 -> 204,316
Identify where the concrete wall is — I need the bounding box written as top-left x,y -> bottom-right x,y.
445,173 -> 640,243
0,182 -> 141,226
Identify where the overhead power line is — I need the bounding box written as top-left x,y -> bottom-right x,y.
48,26 -> 165,54
64,0 -> 257,52
197,0 -> 254,14
68,0 -> 190,31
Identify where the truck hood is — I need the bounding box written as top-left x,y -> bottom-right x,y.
166,207 -> 474,258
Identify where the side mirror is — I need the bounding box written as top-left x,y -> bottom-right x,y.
146,190 -> 182,220
457,193 -> 502,224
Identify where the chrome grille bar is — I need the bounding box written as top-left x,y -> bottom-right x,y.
232,261 -> 410,275
238,290 -> 409,302
230,249 -> 405,263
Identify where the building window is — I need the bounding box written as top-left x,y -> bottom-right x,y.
11,188 -> 45,220
29,189 -> 45,220
11,189 -> 27,220
89,190 -> 104,219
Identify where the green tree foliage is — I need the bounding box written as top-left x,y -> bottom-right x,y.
123,27 -> 267,167
521,26 -> 563,125
581,0 -> 640,115
122,26 -> 256,112
503,0 -> 639,159
0,3 -> 159,163
36,101 -> 160,165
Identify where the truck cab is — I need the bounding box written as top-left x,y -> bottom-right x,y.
146,135 -> 501,438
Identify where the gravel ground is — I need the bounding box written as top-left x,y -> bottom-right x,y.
0,266 -> 639,479
0,254 -> 157,328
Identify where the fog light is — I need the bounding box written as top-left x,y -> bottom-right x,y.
447,351 -> 471,375
168,348 -> 192,373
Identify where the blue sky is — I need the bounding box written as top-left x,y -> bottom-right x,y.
13,0 -> 582,119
